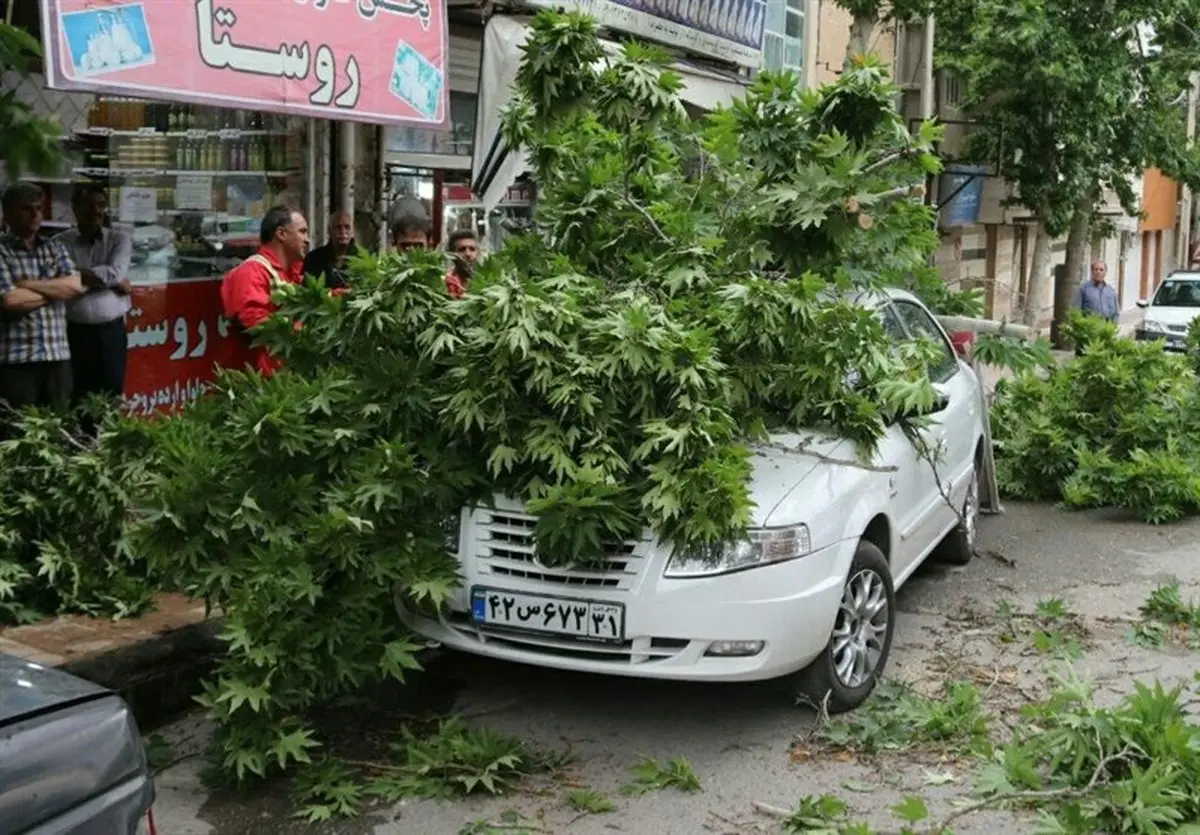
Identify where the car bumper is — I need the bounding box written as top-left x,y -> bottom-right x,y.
1135,329 -> 1187,351
397,539 -> 852,684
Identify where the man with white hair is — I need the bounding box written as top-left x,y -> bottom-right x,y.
1071,260 -> 1119,356
1072,260 -> 1119,324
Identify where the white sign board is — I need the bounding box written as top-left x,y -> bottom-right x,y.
522,0 -> 766,68
117,186 -> 157,224
175,175 -> 213,211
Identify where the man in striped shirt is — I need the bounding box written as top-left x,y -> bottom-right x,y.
0,182 -> 84,410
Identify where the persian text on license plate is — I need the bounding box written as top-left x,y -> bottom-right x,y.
471,587 -> 625,643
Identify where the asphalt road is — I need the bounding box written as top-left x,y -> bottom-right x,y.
151,501 -> 1200,835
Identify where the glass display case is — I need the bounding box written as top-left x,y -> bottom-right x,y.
71,96 -> 304,284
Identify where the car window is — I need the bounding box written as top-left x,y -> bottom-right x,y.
892,300 -> 959,383
1152,280 -> 1200,308
877,303 -> 910,343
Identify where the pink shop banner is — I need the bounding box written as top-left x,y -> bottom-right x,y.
39,0 -> 448,126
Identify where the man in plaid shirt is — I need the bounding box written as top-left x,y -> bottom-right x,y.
0,182 -> 84,410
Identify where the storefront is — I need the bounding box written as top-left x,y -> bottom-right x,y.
380,22 -> 537,252
469,13 -> 755,217
15,0 -> 451,414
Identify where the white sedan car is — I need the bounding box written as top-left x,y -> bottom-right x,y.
398,288 -> 987,713
1135,271 -> 1200,351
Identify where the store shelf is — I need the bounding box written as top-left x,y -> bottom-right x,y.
74,128 -> 286,139
74,168 -> 295,178
163,170 -> 293,177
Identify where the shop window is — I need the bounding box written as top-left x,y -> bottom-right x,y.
762,0 -> 806,82
61,98 -> 307,281
384,92 -> 477,158
385,165 -> 534,255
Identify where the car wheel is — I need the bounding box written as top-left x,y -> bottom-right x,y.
790,539 -> 895,714
936,456 -> 981,566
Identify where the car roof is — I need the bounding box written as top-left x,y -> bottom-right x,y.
820,285 -> 924,309
0,652 -> 108,725
1164,271 -> 1200,282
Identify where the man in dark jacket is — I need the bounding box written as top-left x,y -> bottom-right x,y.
302,210 -> 358,290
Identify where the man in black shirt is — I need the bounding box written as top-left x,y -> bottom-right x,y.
303,210 -> 359,290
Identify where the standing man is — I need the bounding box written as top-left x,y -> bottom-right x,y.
303,210 -> 359,290
1072,260 -> 1119,324
1071,260 -> 1119,357
56,183 -> 133,401
391,213 -> 431,251
444,228 -> 480,298
221,205 -> 309,376
0,182 -> 84,410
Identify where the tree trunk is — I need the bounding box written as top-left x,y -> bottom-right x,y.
1022,222 -> 1052,329
845,16 -> 876,69
1052,195 -> 1095,347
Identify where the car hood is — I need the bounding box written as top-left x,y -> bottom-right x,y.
1144,306 -> 1200,328
747,431 -> 856,526
0,652 -> 108,726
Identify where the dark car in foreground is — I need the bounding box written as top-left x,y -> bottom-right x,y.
0,653 -> 155,835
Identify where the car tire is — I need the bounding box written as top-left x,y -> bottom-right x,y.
936,455 -> 981,566
788,539 -> 895,715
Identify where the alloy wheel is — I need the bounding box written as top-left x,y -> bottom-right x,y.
830,568 -> 890,689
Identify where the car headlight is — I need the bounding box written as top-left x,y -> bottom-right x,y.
664,525 -> 812,578
1143,320 -> 1169,335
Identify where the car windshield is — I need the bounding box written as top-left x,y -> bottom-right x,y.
1152,280 -> 1200,308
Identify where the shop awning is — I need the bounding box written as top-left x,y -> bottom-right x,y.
470,15 -> 748,213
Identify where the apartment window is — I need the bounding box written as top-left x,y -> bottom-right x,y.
762,0 -> 806,82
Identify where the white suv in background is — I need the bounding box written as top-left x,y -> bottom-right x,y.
1136,271 -> 1200,351
398,288 -> 988,712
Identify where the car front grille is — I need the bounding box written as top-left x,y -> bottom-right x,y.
474,508 -> 646,590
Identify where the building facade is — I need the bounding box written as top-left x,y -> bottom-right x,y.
893,21 -> 1190,326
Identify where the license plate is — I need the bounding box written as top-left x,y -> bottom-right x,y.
471,587 -> 625,644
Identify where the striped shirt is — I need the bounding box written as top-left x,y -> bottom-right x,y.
0,232 -> 76,364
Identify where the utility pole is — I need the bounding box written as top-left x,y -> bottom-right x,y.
1178,72 -> 1198,270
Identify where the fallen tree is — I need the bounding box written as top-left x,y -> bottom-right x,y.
126,10 -> 1038,792
991,313 -> 1200,523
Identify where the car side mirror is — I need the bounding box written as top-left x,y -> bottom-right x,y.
1136,299 -> 1149,308
928,384 -> 950,415
895,385 -> 949,421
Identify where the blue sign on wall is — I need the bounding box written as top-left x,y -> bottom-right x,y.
939,165 -> 988,227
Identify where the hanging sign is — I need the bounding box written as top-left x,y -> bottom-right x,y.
39,0 -> 449,126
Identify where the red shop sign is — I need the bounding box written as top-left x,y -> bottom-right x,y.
123,277 -> 250,415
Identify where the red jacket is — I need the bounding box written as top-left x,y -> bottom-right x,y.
220,247 -> 303,376
444,269 -> 466,299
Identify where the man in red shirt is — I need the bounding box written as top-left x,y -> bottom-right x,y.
221,206 -> 309,376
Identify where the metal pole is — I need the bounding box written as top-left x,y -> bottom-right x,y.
920,16 -> 937,207
339,121 -> 356,222
1178,73 -> 1198,269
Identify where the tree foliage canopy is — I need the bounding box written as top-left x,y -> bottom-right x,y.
0,23 -> 65,180
127,9 -> 998,786
933,0 -> 1200,234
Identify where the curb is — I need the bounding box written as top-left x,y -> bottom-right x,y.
63,616 -> 226,728
0,594 -> 224,728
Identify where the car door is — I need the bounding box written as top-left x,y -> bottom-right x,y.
890,298 -> 979,557
873,301 -> 931,577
